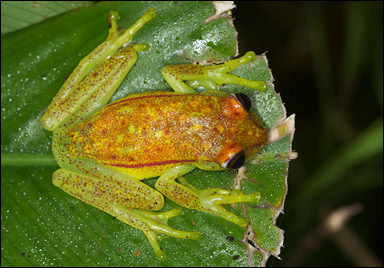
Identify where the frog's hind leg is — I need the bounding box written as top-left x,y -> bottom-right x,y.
52,169 -> 200,261
161,51 -> 267,94
59,8 -> 156,100
40,8 -> 156,131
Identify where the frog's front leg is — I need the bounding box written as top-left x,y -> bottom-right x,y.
161,51 -> 267,94
53,169 -> 201,261
155,165 -> 261,227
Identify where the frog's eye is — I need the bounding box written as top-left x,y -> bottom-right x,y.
224,151 -> 245,169
234,93 -> 252,112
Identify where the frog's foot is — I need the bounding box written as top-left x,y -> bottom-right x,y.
156,166 -> 261,228
52,168 -> 200,261
110,205 -> 201,261
107,8 -> 156,52
197,188 -> 261,227
178,176 -> 260,226
161,51 -> 266,94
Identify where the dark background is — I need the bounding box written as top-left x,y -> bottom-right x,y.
233,1 -> 382,266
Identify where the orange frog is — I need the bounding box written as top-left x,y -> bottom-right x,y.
40,8 -> 268,260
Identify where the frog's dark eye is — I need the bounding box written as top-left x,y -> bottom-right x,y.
234,93 -> 252,112
226,151 -> 245,169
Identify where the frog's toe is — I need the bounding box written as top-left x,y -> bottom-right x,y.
155,249 -> 167,261
199,188 -> 260,205
113,206 -> 201,260
204,51 -> 267,92
213,191 -> 260,205
197,188 -> 260,227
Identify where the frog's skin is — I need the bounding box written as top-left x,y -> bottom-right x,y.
40,8 -> 268,261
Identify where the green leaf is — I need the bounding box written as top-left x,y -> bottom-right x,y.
1,1 -> 93,34
1,1 -> 294,266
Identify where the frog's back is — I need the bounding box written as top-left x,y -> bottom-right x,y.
61,91 -> 267,179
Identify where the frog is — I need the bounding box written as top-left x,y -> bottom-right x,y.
40,8 -> 269,261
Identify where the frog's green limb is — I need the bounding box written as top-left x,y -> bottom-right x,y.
41,9 -> 156,131
132,42 -> 150,51
177,176 -> 199,192
110,8 -> 156,53
52,169 -> 165,211
141,206 -> 184,221
112,205 -> 201,261
53,169 -> 200,261
77,8 -> 155,83
133,208 -> 201,240
76,8 -> 155,87
186,79 -> 220,91
161,65 -> 199,94
208,51 -> 256,73
43,47 -> 139,130
155,165 -> 260,227
197,188 -> 261,226
161,51 -> 266,94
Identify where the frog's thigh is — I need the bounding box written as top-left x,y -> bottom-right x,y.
53,169 -> 201,261
52,168 -> 164,211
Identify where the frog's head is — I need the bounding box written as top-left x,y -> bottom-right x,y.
215,93 -> 268,169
